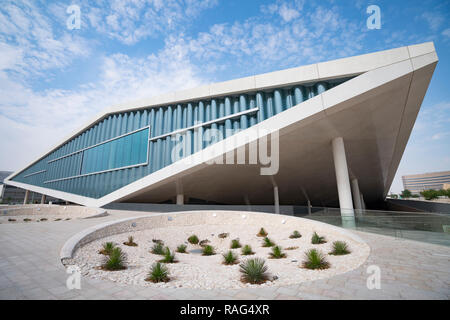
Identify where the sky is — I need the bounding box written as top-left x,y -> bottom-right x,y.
0,0 -> 449,194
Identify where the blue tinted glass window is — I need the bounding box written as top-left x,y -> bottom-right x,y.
81,128 -> 148,175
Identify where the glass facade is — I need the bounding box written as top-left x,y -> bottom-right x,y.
11,78 -> 351,199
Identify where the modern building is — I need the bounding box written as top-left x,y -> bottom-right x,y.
4,42 -> 438,217
402,170 -> 450,194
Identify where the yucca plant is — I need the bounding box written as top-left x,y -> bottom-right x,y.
159,247 -> 176,263
99,242 -> 116,255
40,218 -> 47,221
302,249 -> 330,270
269,246 -> 286,259
257,227 -> 268,237
188,235 -> 199,244
146,262 -> 169,283
241,244 -> 254,255
289,230 -> 302,239
199,239 -> 210,247
8,218 -> 16,222
262,237 -> 275,247
239,258 -> 269,284
230,239 -> 241,249
218,233 -> 229,239
329,241 -> 351,255
103,247 -> 127,271
202,245 -> 215,256
176,244 -> 187,253
311,232 -> 327,244
23,218 -> 32,222
123,235 -> 138,247
151,242 -> 165,255
222,250 -> 239,265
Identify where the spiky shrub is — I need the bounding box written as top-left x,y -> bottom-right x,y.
188,235 -> 199,244
222,250 -> 239,265
176,244 -> 187,253
262,237 -> 275,247
54,218 -> 61,221
124,235 -> 137,247
302,249 -> 330,270
103,247 -> 127,271
152,239 -> 164,244
199,239 -> 210,247
99,242 -> 116,255
285,246 -> 298,250
202,245 -> 215,256
151,242 -> 165,255
241,245 -> 254,255
239,258 -> 269,284
230,239 -> 241,249
40,218 -> 47,221
23,218 -> 32,222
257,228 -> 268,237
8,218 -> 16,222
329,241 -> 350,255
289,230 -> 302,239
160,247 -> 176,263
269,246 -> 286,259
146,262 -> 169,283
311,232 -> 327,244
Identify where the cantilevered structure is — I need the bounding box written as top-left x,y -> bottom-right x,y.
4,42 -> 438,215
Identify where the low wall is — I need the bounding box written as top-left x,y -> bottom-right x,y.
0,204 -> 107,218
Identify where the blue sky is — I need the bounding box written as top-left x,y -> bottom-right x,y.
0,0 -> 449,193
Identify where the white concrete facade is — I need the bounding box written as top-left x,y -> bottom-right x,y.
4,42 -> 438,211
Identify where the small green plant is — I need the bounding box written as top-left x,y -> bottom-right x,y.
188,235 -> 199,244
257,228 -> 268,237
151,242 -> 165,255
262,237 -> 275,247
241,245 -> 254,255
222,250 -> 239,265
218,233 -> 229,239
202,245 -> 215,256
54,218 -> 61,221
152,239 -> 164,244
23,218 -> 32,222
103,247 -> 127,271
329,241 -> 351,255
302,249 -> 330,270
159,247 -> 176,263
285,246 -> 298,250
311,232 -> 326,244
40,218 -> 47,221
99,242 -> 116,255
239,258 -> 269,284
230,239 -> 241,249
8,218 -> 16,222
176,244 -> 187,253
123,235 -> 138,247
199,239 -> 210,247
146,262 -> 169,283
269,246 -> 286,259
289,230 -> 302,239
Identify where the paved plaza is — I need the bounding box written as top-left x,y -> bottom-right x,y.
0,210 -> 449,300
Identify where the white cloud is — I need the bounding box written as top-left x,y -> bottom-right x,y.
421,12 -> 444,31
278,3 -> 300,22
442,28 -> 450,38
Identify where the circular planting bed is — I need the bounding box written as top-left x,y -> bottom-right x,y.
0,205 -> 107,223
64,211 -> 370,289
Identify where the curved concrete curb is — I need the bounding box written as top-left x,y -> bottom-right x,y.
60,210 -> 368,266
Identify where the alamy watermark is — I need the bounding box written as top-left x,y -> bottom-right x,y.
66,265 -> 81,290
366,265 -> 381,290
66,4 -> 81,30
366,5 -> 381,30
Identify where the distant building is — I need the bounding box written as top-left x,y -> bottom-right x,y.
402,171 -> 450,194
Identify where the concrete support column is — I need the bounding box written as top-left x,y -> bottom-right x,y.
331,137 -> 355,219
361,193 -> 366,210
307,200 -> 312,215
273,186 -> 280,214
351,178 -> 362,215
176,194 -> 184,205
23,190 -> 29,205
40,194 -> 46,204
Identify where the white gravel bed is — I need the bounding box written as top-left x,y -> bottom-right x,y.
73,221 -> 370,289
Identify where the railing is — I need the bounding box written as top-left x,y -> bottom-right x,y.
291,206 -> 450,247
